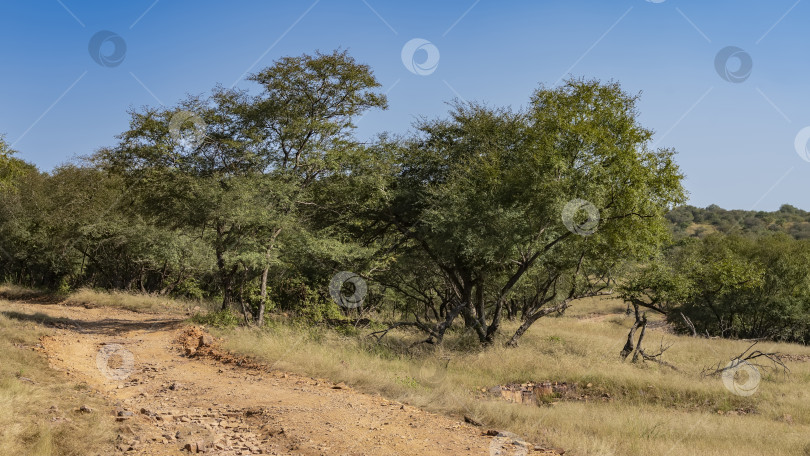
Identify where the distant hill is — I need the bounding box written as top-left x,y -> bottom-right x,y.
666,204 -> 810,239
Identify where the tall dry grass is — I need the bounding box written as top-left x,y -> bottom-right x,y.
218,296 -> 810,456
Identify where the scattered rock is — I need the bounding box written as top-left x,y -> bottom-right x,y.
199,334 -> 214,347
78,405 -> 92,413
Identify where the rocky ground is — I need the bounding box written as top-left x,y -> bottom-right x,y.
1,299 -> 560,455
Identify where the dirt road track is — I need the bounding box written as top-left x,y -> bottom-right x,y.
0,300 -> 543,455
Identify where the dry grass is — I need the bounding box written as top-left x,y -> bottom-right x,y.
218,296 -> 810,456
0,284 -> 205,315
0,302 -> 115,455
0,283 -> 51,301
62,288 -> 197,314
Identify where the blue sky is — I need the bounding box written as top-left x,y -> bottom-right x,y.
1,0 -> 809,210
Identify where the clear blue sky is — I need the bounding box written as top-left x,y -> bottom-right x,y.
1,0 -> 809,211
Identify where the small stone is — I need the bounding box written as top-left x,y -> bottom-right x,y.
78,405 -> 92,413
199,334 -> 214,347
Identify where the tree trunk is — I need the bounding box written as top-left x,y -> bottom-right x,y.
506,300 -> 572,347
257,227 -> 282,325
258,265 -> 269,325
461,281 -> 487,343
238,267 -> 251,325
215,222 -> 237,311
621,304 -> 646,360
630,315 -> 648,363
220,265 -> 238,311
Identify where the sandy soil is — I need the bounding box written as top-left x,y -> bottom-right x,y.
0,299 -> 551,455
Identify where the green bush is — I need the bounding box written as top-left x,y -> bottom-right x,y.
191,308 -> 242,328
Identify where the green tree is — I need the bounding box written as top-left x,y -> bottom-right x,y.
622,233 -> 810,342
367,79 -> 685,346
241,49 -> 387,323
97,50 -> 387,323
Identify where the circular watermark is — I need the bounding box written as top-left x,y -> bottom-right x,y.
401,38 -> 440,76
561,199 -> 600,236
328,271 -> 367,309
169,110 -> 207,149
490,431 -> 530,456
96,343 -> 135,381
410,357 -> 448,387
88,30 -> 127,68
714,46 -> 752,83
721,359 -> 760,396
794,127 -> 810,162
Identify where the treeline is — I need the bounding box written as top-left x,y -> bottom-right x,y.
3,49 -> 807,346
667,204 -> 810,239
622,233 -> 810,343
615,207 -> 810,344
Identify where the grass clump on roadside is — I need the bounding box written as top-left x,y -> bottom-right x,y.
0,283 -> 212,315
0,308 -> 115,455
63,288 -> 194,313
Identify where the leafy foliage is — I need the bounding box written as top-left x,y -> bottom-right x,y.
621,233 -> 810,343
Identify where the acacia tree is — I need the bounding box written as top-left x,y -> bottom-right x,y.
241,49 -> 387,323
98,87 -> 270,310
368,79 -> 685,346
99,50 -> 386,321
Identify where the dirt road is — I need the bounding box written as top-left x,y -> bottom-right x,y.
0,300 -> 535,455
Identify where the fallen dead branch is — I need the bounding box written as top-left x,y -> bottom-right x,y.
702,341 -> 789,378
